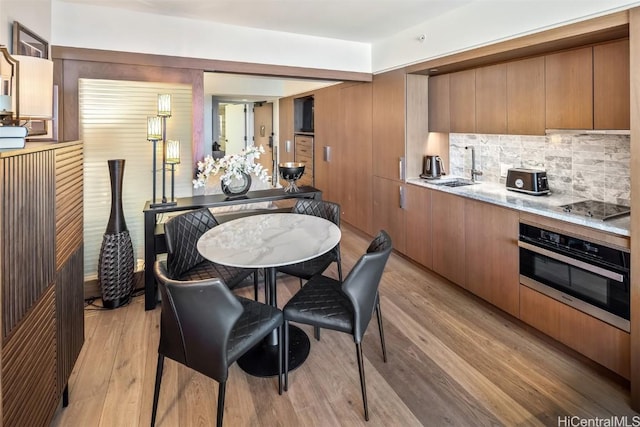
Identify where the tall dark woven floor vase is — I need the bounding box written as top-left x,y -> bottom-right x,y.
98,159 -> 135,309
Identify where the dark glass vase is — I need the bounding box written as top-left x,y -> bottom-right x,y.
98,159 -> 135,309
221,172 -> 252,198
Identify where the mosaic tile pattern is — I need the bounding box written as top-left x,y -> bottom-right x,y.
448,133 -> 630,206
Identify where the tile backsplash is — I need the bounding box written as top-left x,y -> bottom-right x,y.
449,133 -> 630,206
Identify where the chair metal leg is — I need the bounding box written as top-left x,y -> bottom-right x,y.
314,326 -> 321,341
278,324 -> 283,395
151,354 -> 165,427
355,342 -> 369,421
337,259 -> 343,282
299,277 -> 303,288
253,271 -> 259,301
283,319 -> 290,391
375,294 -> 387,363
217,381 -> 226,427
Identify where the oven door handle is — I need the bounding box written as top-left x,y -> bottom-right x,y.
518,241 -> 624,282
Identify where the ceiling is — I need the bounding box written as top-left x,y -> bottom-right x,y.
59,0 -> 473,43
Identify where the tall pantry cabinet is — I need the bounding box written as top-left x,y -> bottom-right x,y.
0,141 -> 84,426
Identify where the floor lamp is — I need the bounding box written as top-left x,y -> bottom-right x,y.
147,94 -> 177,208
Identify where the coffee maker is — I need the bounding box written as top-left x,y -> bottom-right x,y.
420,155 -> 445,179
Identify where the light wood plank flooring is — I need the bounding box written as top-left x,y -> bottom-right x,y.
51,224 -> 636,426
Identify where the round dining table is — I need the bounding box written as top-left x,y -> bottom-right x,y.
197,212 -> 341,377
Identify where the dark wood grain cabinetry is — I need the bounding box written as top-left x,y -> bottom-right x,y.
475,63 -> 507,134
449,69 -> 476,133
372,176 -> 406,253
465,199 -> 519,317
0,142 -> 84,426
545,46 -> 594,129
372,69 -> 406,181
431,190 -> 466,286
404,184 -> 432,269
428,74 -> 450,133
507,56 -> 546,135
594,39 -> 630,130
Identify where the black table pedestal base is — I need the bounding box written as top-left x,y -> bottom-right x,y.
237,325 -> 310,377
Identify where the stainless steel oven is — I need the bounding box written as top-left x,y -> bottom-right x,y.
519,223 -> 630,332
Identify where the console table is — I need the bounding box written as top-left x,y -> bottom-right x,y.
143,186 -> 322,310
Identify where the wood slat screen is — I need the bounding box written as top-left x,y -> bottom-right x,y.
56,247 -> 85,395
0,150 -> 56,338
56,144 -> 84,270
1,285 -> 57,426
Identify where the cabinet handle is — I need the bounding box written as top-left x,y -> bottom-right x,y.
399,185 -> 405,209
324,146 -> 331,162
399,157 -> 406,180
285,140 -> 292,152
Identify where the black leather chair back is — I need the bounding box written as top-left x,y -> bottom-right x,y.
341,230 -> 392,343
164,208 -> 219,278
154,261 -> 242,383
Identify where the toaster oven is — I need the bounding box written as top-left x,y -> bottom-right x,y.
506,168 -> 549,195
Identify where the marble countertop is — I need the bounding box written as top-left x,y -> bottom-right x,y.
406,177 -> 631,237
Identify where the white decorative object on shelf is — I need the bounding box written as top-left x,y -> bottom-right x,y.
193,145 -> 269,188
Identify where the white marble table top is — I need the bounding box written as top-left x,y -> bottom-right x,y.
197,213 -> 341,269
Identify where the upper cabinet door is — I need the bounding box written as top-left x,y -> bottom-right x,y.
476,63 -> 507,134
449,69 -> 476,133
372,69 -> 406,181
545,46 -> 593,129
594,39 -> 630,130
507,56 -> 546,135
428,74 -> 450,133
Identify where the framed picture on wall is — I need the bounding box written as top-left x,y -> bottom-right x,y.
12,22 -> 49,59
12,22 -> 56,140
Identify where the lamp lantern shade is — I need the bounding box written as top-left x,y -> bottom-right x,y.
147,116 -> 162,141
165,139 -> 180,164
13,55 -> 53,119
157,94 -> 171,117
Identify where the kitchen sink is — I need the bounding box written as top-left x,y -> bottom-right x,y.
430,178 -> 478,187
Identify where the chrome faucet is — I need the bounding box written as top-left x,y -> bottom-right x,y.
465,146 -> 483,182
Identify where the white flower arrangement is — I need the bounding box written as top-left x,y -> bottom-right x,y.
193,145 -> 269,188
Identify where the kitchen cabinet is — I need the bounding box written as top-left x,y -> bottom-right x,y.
449,69 -> 476,134
431,190 -> 466,286
405,184 -> 432,269
340,82 -> 373,234
464,199 -> 519,317
278,96 -> 295,187
294,134 -> 314,187
372,69 -> 406,181
520,285 -> 629,378
372,176 -> 406,253
428,74 -> 450,133
594,39 -> 630,130
507,56 -> 546,135
545,46 -> 593,129
313,84 -> 341,204
475,64 -> 507,134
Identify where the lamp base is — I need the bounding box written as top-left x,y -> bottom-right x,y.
150,201 -> 177,208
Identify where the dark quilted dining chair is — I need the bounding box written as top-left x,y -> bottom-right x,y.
151,261 -> 283,427
276,198 -> 343,286
282,230 -> 392,421
163,207 -> 260,299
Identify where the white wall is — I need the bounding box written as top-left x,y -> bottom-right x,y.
51,0 -> 371,73
1,0 -> 52,52
372,0 -> 640,72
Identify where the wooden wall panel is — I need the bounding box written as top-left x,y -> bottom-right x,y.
2,286 -> 57,426
1,150 -> 56,338
55,145 -> 84,270
56,247 -> 85,396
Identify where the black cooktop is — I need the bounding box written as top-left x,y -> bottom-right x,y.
559,200 -> 630,221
